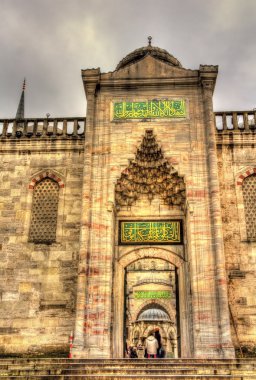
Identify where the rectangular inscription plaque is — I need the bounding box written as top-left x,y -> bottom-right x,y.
119,220 -> 182,245
134,290 -> 172,299
113,99 -> 186,119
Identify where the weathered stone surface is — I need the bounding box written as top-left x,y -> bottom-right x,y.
0,145 -> 83,354
217,141 -> 256,352
0,44 -> 255,360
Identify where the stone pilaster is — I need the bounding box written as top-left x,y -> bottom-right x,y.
72,69 -> 100,356
200,66 -> 235,358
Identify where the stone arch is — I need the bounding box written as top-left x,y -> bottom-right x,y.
134,300 -> 175,322
22,170 -> 65,244
167,325 -> 177,339
132,327 -> 140,341
119,246 -> 184,269
29,169 -> 64,189
236,167 -> 256,185
134,279 -> 171,287
29,177 -> 60,243
167,325 -> 178,357
241,174 -> 256,239
113,246 -> 187,358
235,167 -> 256,240
26,169 -> 65,244
143,324 -> 167,339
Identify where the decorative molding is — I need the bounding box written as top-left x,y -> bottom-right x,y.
236,167 -> 256,185
115,129 -> 186,209
29,170 -> 65,189
235,166 -> 256,241
119,246 -> 184,269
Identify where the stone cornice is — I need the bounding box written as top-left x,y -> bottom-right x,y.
216,132 -> 256,146
0,138 -> 85,153
81,68 -> 101,98
98,76 -> 201,90
199,65 -> 218,93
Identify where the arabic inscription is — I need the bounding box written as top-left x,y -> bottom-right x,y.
113,100 -> 186,119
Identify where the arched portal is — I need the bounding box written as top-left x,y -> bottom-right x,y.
132,304 -> 178,358
125,258 -> 177,358
112,247 -> 191,358
112,130 -> 191,358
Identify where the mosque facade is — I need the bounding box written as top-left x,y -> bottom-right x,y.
0,42 -> 255,359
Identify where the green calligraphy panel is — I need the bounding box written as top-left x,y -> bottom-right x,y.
119,220 -> 182,245
113,99 -> 186,119
134,290 -> 171,299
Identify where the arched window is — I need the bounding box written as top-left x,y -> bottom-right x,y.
29,178 -> 60,243
242,174 -> 256,240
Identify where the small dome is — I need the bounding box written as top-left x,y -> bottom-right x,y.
137,308 -> 170,322
116,44 -> 182,71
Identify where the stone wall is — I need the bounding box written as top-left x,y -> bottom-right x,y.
73,56 -> 234,359
217,134 -> 256,353
0,137 -> 84,355
1,48 -> 255,360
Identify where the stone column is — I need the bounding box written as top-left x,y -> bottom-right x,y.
72,69 -> 100,357
200,66 -> 235,358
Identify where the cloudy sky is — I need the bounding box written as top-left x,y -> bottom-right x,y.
1,0 -> 255,118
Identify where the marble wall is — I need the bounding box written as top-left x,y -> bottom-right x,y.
0,138 -> 84,354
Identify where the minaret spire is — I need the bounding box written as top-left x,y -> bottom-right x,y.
15,79 -> 26,119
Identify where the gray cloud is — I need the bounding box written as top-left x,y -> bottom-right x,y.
0,0 -> 255,118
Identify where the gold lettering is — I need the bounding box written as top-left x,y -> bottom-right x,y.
121,221 -> 181,243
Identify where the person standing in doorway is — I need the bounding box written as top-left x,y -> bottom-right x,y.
145,333 -> 158,358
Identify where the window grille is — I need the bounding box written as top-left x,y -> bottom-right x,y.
29,178 -> 59,243
242,174 -> 256,240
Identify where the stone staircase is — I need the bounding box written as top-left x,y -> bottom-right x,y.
0,358 -> 255,379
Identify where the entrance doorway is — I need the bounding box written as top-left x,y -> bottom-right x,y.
124,258 -> 179,358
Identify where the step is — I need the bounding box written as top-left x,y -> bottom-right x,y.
1,359 -> 255,366
2,363 -> 255,374
0,358 -> 255,380
66,359 -> 255,362
4,375 -> 255,380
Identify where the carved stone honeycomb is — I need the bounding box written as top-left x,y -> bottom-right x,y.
29,178 -> 59,243
115,129 -> 186,209
242,174 -> 256,240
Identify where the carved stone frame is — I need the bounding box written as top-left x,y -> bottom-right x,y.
235,167 -> 256,241
112,246 -> 191,358
23,169 -> 65,244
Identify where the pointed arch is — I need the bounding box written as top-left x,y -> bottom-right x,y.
242,174 -> 256,239
119,246 -> 184,269
29,169 -> 64,189
113,246 -> 189,358
28,170 -> 64,243
236,167 -> 256,185
235,167 -> 256,241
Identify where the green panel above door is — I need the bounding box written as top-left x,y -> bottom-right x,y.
113,99 -> 186,119
120,220 -> 182,245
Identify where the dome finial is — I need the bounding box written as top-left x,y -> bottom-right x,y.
147,36 -> 152,46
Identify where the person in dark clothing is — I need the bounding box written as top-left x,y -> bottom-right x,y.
129,346 -> 138,358
154,328 -> 162,358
